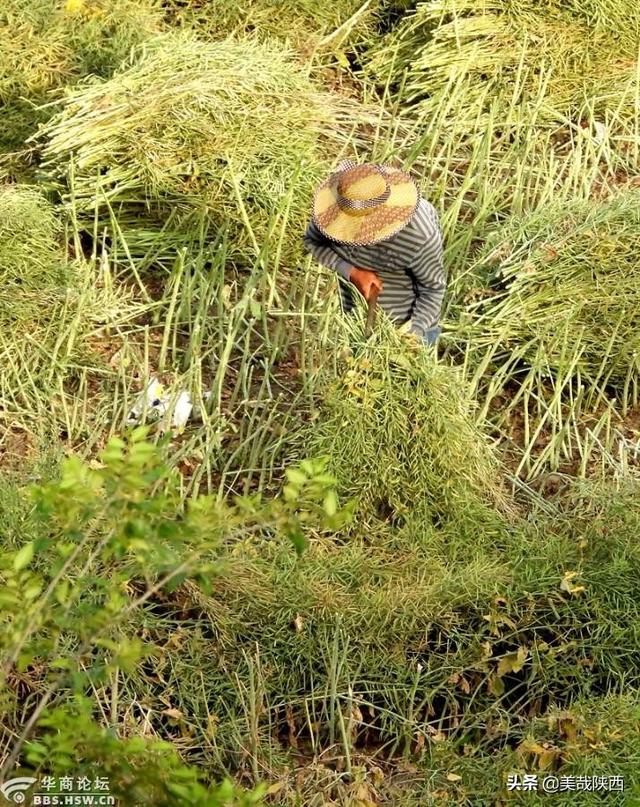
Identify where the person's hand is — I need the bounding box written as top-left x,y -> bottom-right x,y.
401,330 -> 423,353
404,325 -> 442,349
348,267 -> 383,301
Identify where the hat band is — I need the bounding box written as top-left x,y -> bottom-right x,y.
336,165 -> 391,212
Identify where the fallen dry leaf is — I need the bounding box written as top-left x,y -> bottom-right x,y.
560,570 -> 586,595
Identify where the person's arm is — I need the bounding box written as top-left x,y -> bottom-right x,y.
303,219 -> 383,300
407,203 -> 446,343
302,219 -> 353,281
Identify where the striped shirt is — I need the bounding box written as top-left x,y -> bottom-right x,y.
302,198 -> 446,336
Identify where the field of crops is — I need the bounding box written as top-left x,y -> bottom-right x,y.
1,1 -> 640,805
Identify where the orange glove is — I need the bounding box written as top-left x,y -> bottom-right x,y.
348,267 -> 383,301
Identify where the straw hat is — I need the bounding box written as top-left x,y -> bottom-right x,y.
312,160 -> 420,246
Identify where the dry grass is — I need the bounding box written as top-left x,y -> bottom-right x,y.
458,190 -> 640,387
38,32 -> 358,269
2,0 -> 640,802
0,183 -> 63,293
306,313 -> 513,534
162,0 -> 388,55
0,0 -> 162,152
367,0 -> 640,124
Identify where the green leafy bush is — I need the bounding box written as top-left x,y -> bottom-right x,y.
0,429 -> 346,797
24,698 -> 264,806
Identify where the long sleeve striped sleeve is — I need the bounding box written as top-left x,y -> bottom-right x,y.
303,198 -> 446,337
407,204 -> 446,336
302,219 -> 353,281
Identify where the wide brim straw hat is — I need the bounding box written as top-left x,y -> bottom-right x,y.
311,160 -> 420,247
